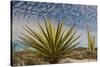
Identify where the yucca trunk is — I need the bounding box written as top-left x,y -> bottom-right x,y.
49,58 -> 59,64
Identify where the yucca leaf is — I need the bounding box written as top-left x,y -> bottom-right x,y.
24,26 -> 50,49
58,26 -> 77,51
37,22 -> 49,44
60,25 -> 75,45
44,19 -> 53,49
18,35 -> 51,57
60,42 -> 80,56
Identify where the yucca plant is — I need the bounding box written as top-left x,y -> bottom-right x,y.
18,17 -> 80,64
87,27 -> 95,56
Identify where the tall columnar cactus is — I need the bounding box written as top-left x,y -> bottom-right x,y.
87,27 -> 95,55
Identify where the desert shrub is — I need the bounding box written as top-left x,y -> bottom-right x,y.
18,17 -> 80,64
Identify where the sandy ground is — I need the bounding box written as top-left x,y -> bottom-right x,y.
59,58 -> 96,63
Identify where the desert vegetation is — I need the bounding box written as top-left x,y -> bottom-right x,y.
12,17 -> 97,66
86,26 -> 96,56
17,17 -> 80,64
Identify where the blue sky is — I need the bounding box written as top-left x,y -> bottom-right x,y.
11,1 -> 97,50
